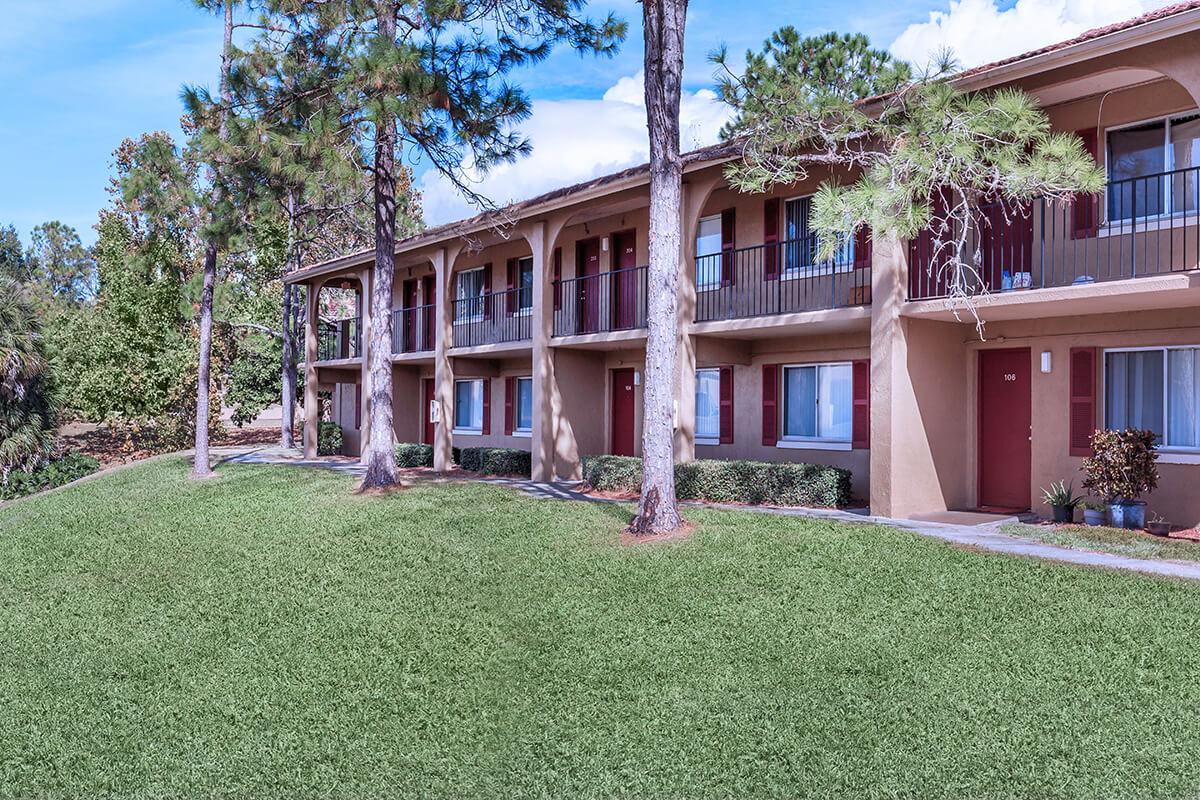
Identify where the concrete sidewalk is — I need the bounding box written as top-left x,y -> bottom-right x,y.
226,448 -> 1200,583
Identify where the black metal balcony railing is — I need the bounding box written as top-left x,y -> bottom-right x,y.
552,265 -> 648,337
693,238 -> 870,323
392,304 -> 435,354
317,317 -> 361,361
451,288 -> 532,348
909,165 -> 1200,300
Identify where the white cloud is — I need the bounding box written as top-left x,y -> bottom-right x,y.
417,71 -> 734,226
889,0 -> 1177,70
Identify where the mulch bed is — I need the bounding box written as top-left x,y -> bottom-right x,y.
59,425 -> 283,467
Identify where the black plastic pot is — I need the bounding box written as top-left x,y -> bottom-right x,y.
1051,504 -> 1074,524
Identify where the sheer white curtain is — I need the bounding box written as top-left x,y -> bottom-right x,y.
1168,349 -> 1200,447
1105,351 -> 1164,437
695,369 -> 721,440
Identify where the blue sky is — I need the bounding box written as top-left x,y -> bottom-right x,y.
0,0 -> 1165,245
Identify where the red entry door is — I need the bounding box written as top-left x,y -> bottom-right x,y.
610,231 -> 638,330
402,279 -> 419,352
422,378 -> 435,445
611,368 -> 636,457
978,348 -> 1032,511
422,275 -> 435,350
577,238 -> 601,334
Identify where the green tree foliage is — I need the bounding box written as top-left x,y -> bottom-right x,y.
0,225 -> 27,282
0,275 -> 57,481
714,41 -> 1105,313
28,221 -> 97,303
224,0 -> 626,487
715,30 -> 912,139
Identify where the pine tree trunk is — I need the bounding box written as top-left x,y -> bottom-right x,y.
280,282 -> 297,449
360,1 -> 399,489
192,0 -> 233,479
630,0 -> 687,535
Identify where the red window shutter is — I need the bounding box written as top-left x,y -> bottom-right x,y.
504,376 -> 514,435
763,199 -> 780,280
553,247 -> 562,310
720,208 -> 736,286
719,365 -> 734,444
1069,347 -> 1097,457
852,359 -> 870,449
853,226 -> 872,270
761,363 -> 778,446
482,264 -> 492,319
354,384 -> 361,430
482,377 -> 491,435
1071,128 -> 1100,240
505,258 -> 517,316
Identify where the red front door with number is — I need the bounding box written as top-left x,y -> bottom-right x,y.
577,238 -> 601,333
610,231 -> 637,330
422,378 -> 435,445
611,368 -> 636,457
978,348 -> 1032,511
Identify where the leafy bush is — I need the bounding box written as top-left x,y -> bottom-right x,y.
317,421 -> 343,456
456,447 -> 531,476
394,443 -> 434,468
1082,429 -> 1159,502
582,455 -> 852,507
1,451 -> 100,501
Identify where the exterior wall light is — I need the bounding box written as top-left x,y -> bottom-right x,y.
1041,351 -> 1052,373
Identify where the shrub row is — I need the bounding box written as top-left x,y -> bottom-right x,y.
317,421 -> 343,456
581,455 -> 852,508
393,443 -> 531,477
1,452 -> 101,502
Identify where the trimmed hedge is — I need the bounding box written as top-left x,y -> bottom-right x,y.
1,451 -> 100,501
581,454 -> 852,508
317,421 -> 343,456
394,443 -> 434,468
457,447 -> 531,477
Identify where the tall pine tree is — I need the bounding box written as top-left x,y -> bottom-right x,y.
236,0 -> 625,489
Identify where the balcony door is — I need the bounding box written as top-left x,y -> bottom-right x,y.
576,237 -> 601,334
610,230 -> 637,330
402,278 -> 419,352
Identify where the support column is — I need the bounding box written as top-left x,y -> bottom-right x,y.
432,248 -> 455,472
302,280 -> 321,458
526,216 -> 572,481
869,234 -> 967,518
358,268 -> 372,459
674,177 -> 721,462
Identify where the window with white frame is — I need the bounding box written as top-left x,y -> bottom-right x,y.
1105,347 -> 1200,449
456,267 -> 486,321
695,368 -> 721,443
515,376 -> 533,433
782,362 -> 853,443
517,257 -> 534,312
783,196 -> 853,276
454,378 -> 484,432
695,215 -> 723,289
1107,111 -> 1200,221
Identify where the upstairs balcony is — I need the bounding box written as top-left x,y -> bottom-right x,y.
317,317 -> 361,362
693,237 -> 871,324
452,286 -> 532,348
553,265 -> 648,337
392,304 -> 434,355
909,166 -> 1200,301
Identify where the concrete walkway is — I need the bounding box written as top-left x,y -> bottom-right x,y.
225,448 -> 1200,583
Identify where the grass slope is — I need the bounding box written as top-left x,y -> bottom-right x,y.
1004,521 -> 1200,564
2,459 -> 1199,799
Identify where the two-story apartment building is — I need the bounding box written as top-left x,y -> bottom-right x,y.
286,2 -> 1200,527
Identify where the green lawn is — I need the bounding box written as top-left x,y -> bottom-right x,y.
1004,521 -> 1200,564
3,459 -> 1200,799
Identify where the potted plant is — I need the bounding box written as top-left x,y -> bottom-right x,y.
1082,500 -> 1106,527
1081,428 -> 1159,530
1146,513 -> 1170,537
1040,480 -> 1081,523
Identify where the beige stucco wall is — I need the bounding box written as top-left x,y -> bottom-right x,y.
971,307 -> 1200,527
447,358 -> 535,452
